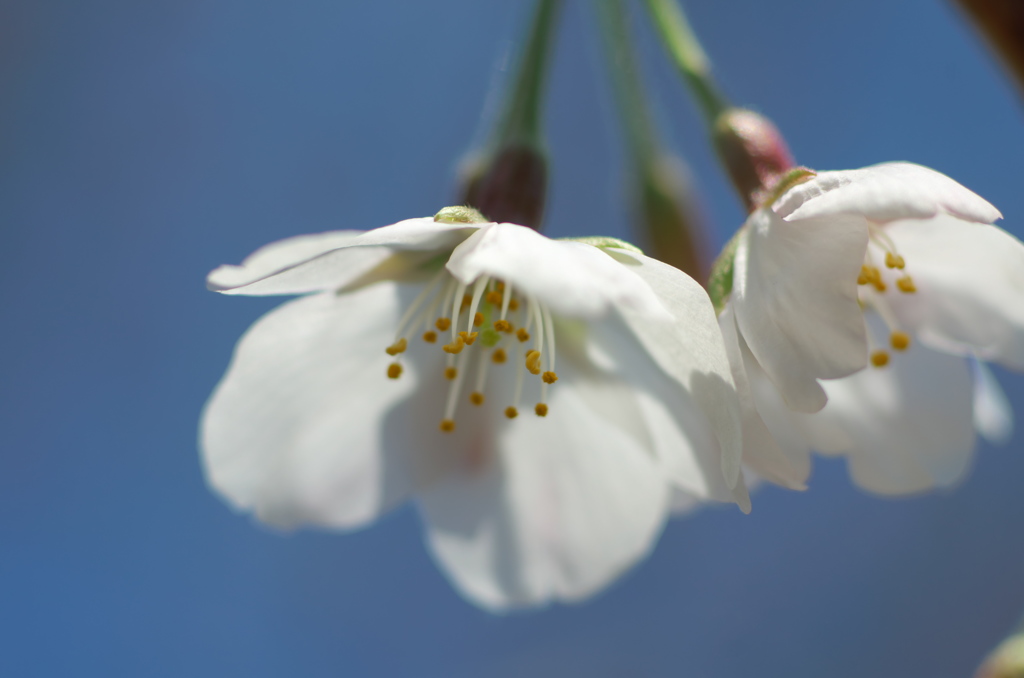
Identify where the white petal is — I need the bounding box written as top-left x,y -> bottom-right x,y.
632,388 -> 751,512
444,224 -> 667,319
775,162 -> 1002,224
812,316 -> 976,495
733,208 -> 869,412
971,358 -> 1014,445
417,361 -> 669,611
200,283 -> 421,529
208,218 -> 478,296
883,216 -> 1024,369
207,230 -> 365,293
608,250 -> 745,491
719,305 -> 810,490
583,310 -> 749,509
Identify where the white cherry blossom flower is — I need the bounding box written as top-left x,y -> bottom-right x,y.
201,210 -> 746,610
716,162 -> 1023,491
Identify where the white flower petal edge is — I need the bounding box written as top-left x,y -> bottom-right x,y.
208,217 -> 478,296
207,230 -> 366,294
775,162 -> 1002,224
733,208 -> 868,412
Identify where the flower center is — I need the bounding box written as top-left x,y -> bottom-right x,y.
384,271 -> 559,432
857,224 -> 916,368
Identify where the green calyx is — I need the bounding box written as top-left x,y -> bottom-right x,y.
761,166 -> 817,209
563,236 -> 644,254
707,228 -> 742,316
434,206 -> 488,224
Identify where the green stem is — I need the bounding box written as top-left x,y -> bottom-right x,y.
643,0 -> 729,126
497,0 -> 563,147
595,0 -> 708,281
595,0 -> 658,168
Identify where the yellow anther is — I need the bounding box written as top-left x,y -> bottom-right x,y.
504,407 -> 518,419
508,299 -> 519,311
535,403 -> 548,417
858,265 -> 889,291
493,319 -> 513,333
885,252 -> 905,269
473,312 -> 484,327
516,328 -> 530,342
422,331 -> 437,343
444,367 -> 458,380
435,317 -> 451,331
387,363 -> 403,379
458,330 -> 478,346
385,338 -> 407,356
495,281 -> 505,292
443,336 -> 465,354
870,350 -> 890,368
896,276 -> 916,293
492,348 -> 507,364
439,419 -> 456,433
891,331 -> 911,351
542,371 -> 558,384
525,350 -> 542,375
460,294 -> 472,309
469,392 -> 485,406
485,291 -> 502,305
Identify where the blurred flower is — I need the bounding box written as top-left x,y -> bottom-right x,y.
717,162 -> 1023,491
975,621 -> 1024,678
201,209 -> 746,610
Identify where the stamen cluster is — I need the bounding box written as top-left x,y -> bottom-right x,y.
385,272 -> 559,432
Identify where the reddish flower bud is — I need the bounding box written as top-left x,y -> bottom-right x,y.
459,144 -> 547,230
713,108 -> 795,212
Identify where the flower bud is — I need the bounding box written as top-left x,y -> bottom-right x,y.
713,108 -> 795,212
459,144 -> 547,230
634,155 -> 708,282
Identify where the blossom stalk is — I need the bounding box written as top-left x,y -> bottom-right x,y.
643,0 -> 795,212
459,0 -> 562,229
595,0 -> 708,281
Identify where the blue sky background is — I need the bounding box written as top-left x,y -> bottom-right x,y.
2,1 -> 1024,676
